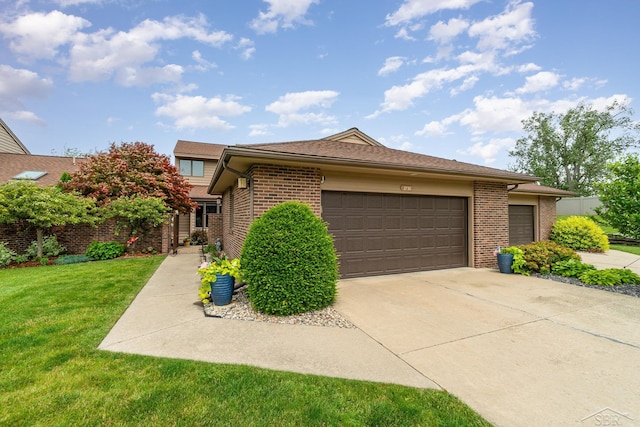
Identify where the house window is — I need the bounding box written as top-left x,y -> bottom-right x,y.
179,159 -> 204,177
195,201 -> 222,228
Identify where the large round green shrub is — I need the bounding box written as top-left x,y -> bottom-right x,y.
550,216 -> 609,252
519,240 -> 580,274
241,201 -> 338,316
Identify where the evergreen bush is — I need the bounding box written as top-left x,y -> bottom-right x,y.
550,216 -> 609,252
241,201 -> 338,316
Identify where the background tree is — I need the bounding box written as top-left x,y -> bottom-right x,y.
104,195 -> 171,236
0,182 -> 96,258
62,141 -> 195,213
595,154 -> 640,239
509,101 -> 639,196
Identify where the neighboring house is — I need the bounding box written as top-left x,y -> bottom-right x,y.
0,117 -> 30,155
173,140 -> 226,243
0,152 -> 82,185
207,128 -> 573,278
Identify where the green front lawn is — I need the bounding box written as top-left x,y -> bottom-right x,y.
0,258 -> 490,426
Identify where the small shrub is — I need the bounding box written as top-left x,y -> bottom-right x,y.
578,268 -> 640,286
13,254 -> 28,264
551,259 -> 596,278
53,255 -> 92,265
39,257 -> 49,266
550,216 -> 609,252
25,235 -> 66,259
519,241 -> 580,274
0,242 -> 16,267
241,201 -> 338,316
85,241 -> 126,260
190,230 -> 208,245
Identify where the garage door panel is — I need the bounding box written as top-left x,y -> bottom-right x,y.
322,191 -> 468,278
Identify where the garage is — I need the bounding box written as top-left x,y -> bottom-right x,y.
321,191 -> 468,278
509,205 -> 534,246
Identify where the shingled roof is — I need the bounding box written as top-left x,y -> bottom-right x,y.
0,153 -> 82,186
174,140 -> 226,159
245,138 -> 538,182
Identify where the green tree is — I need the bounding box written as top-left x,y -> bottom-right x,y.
104,196 -> 171,236
62,141 -> 195,214
0,181 -> 96,257
509,101 -> 639,196
595,154 -> 640,239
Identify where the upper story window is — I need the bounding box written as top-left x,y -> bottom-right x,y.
179,159 -> 204,177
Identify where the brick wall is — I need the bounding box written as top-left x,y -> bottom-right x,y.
206,213 -> 223,249
251,164 -> 321,217
539,196 -> 557,240
220,164 -> 322,259
473,181 -> 509,268
0,219 -> 170,256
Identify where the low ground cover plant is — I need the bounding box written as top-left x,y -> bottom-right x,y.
85,241 -> 126,260
24,235 -> 66,259
0,242 -> 16,267
578,268 -> 640,286
550,216 -> 609,252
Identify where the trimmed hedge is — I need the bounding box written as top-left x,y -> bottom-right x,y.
550,216 -> 609,252
241,201 -> 338,316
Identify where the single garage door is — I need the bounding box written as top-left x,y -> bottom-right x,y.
509,205 -> 534,246
322,191 -> 468,278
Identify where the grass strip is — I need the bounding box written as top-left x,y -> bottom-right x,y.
0,257 -> 490,426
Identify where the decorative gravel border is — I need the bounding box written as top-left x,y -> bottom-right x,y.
532,273 -> 640,298
203,288 -> 356,328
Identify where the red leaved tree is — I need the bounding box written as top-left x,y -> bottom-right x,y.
63,141 -> 195,214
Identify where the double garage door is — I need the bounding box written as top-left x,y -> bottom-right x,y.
322,191 -> 468,278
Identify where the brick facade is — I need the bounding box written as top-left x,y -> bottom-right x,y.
221,164 -> 322,259
538,196 -> 557,241
206,213 -> 224,249
473,181 -> 509,268
0,219 -> 170,256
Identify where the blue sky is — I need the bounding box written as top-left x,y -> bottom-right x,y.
1,0 -> 638,169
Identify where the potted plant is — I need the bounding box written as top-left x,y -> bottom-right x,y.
495,246 -> 524,274
197,255 -> 241,306
183,236 -> 191,247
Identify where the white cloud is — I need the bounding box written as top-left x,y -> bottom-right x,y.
457,137 -> 515,163
517,62 -> 541,73
385,0 -> 482,26
515,71 -> 561,94
192,50 -> 217,71
428,18 -> 469,44
266,90 -> 339,127
5,110 -> 46,126
249,124 -> 269,137
563,77 -> 587,91
394,27 -> 416,41
378,134 -> 414,151
0,65 -> 54,111
54,0 -> 102,6
450,75 -> 479,95
0,10 -> 91,60
236,38 -> 256,60
152,93 -> 251,130
68,15 -> 233,85
250,0 -> 319,34
378,56 -> 405,76
468,1 -> 536,53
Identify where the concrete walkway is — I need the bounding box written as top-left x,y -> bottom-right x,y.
100,249 -> 640,426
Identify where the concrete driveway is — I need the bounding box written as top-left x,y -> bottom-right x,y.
334,268 -> 640,427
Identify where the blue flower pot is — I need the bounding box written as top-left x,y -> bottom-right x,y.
497,253 -> 514,274
210,273 -> 234,306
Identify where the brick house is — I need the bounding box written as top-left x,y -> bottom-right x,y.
206,128 -> 573,278
0,118 -> 169,255
173,140 -> 226,244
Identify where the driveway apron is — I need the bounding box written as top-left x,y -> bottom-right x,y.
334,268 -> 640,427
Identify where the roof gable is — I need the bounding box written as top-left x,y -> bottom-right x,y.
322,127 -> 383,146
174,140 -> 226,160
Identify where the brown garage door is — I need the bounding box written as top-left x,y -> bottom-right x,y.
509,205 -> 534,246
322,191 -> 468,278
